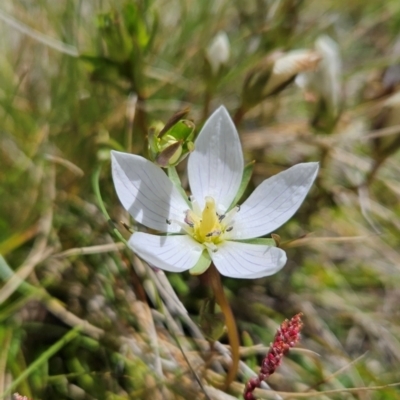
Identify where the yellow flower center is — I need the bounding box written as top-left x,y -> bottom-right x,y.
194,196 -> 222,243
183,196 -> 238,249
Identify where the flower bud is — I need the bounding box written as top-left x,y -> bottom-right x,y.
148,109 -> 195,168
205,31 -> 230,76
241,49 -> 321,110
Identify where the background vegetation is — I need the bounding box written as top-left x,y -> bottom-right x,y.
1,0 -> 400,399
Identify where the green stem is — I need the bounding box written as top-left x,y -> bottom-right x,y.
206,264 -> 239,390
202,88 -> 212,122
125,93 -> 138,154
365,157 -> 385,187
92,164 -> 129,246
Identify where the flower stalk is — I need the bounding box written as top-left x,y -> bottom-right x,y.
243,313 -> 303,400
203,264 -> 240,390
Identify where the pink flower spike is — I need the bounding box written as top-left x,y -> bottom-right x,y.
243,313 -> 303,400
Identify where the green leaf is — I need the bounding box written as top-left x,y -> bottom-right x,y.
228,160 -> 255,209
79,54 -> 120,75
236,238 -> 276,246
189,250 -> 212,275
2,326 -> 82,398
242,331 -> 257,369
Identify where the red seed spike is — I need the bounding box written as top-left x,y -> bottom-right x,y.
243,313 -> 304,400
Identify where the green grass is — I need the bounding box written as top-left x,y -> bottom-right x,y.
2,0 -> 400,399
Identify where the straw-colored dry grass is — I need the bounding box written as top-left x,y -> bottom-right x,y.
1,1 -> 400,399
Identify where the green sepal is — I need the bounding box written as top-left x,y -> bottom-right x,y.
189,249 -> 212,275
148,118 -> 195,167
164,119 -> 195,141
236,238 -> 276,246
228,160 -> 255,209
159,107 -> 191,137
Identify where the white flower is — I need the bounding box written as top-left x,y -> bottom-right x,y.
206,31 -> 230,75
111,106 -> 319,279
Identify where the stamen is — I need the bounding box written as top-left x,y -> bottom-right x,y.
166,219 -> 171,225
218,213 -> 226,222
184,213 -> 194,227
205,230 -> 221,238
226,226 -> 233,232
185,210 -> 201,227
168,218 -> 194,235
222,205 -> 240,227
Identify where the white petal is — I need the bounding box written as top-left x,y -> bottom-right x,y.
111,151 -> 188,233
188,106 -> 244,212
129,233 -> 204,272
231,162 -> 319,239
211,241 -> 287,279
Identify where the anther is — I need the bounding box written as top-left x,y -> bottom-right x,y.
218,214 -> 226,222
222,205 -> 240,226
168,218 -> 194,235
184,213 -> 194,227
205,230 -> 221,238
166,219 -> 171,225
226,226 -> 233,232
